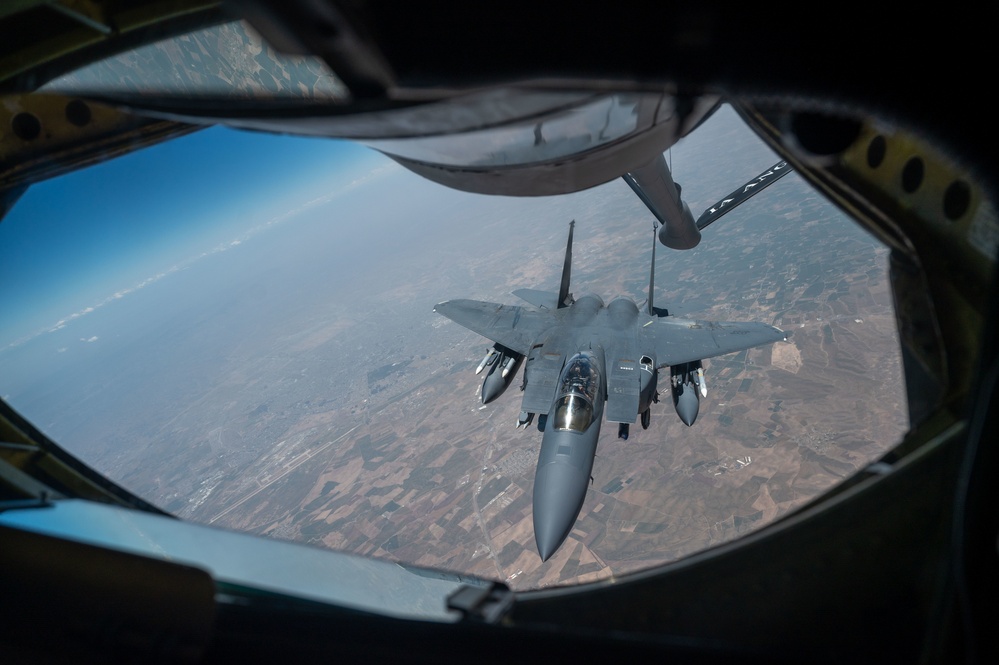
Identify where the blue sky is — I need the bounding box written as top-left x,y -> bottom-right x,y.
0,126 -> 388,348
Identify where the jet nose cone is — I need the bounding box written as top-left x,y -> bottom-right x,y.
533,461 -> 589,561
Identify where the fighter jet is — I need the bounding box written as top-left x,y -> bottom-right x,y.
435,222 -> 787,560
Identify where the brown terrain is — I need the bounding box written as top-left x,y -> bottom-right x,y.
139,183 -> 904,590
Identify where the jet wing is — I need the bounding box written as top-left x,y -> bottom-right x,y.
433,299 -> 554,356
646,318 -> 788,367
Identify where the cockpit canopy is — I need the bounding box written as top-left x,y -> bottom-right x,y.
553,353 -> 600,433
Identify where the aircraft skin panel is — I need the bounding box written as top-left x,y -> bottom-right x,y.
606,360 -> 641,423
521,349 -> 565,414
646,319 -> 787,367
433,299 -> 551,357
605,339 -> 642,423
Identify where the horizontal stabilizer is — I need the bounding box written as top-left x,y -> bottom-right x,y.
696,160 -> 793,230
512,288 -> 559,309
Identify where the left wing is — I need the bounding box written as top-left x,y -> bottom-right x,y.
646,318 -> 788,367
433,299 -> 555,356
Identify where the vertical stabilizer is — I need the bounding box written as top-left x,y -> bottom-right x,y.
557,220 -> 574,309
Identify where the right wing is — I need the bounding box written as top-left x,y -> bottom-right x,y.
646,317 -> 788,367
433,299 -> 555,356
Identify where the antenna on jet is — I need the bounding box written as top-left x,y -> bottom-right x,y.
557,220 -> 574,309
647,221 -> 657,316
646,221 -> 669,317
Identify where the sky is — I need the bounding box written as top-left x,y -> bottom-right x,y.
0,103 -> 790,353
0,126 -> 391,349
